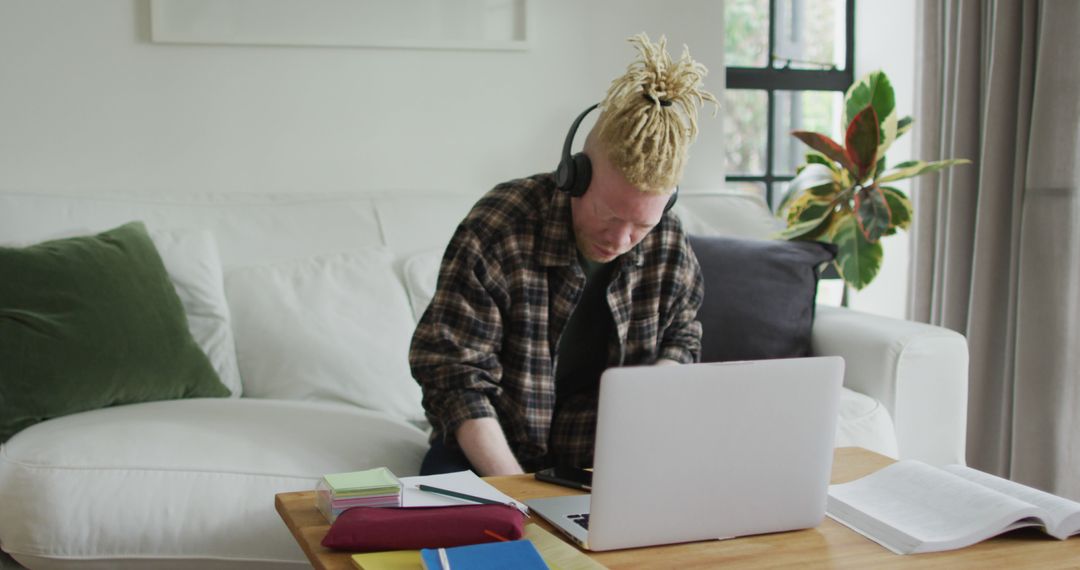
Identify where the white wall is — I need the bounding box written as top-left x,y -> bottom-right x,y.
0,0 -> 724,197
1,0 -> 916,316
848,0 -> 916,319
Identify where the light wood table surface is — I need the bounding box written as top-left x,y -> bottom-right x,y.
275,447 -> 1080,568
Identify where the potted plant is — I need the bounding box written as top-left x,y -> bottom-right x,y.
777,70 -> 969,290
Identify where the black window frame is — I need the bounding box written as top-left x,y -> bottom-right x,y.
725,0 -> 856,209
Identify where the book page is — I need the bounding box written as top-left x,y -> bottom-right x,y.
828,460 -> 1044,554
943,464 -> 1080,538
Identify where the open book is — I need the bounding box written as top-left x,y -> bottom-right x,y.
827,460 -> 1080,554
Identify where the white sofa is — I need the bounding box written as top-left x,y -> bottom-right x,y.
0,188 -> 968,569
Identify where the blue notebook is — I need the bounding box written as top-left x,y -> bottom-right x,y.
420,540 -> 547,570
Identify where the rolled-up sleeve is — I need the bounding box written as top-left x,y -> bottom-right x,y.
409,226 -> 507,441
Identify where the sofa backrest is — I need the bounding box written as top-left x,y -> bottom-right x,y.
0,188 -> 781,266
0,188 -> 782,426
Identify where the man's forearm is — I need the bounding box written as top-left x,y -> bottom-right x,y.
455,417 -> 525,476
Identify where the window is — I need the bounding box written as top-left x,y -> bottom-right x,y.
724,0 -> 855,210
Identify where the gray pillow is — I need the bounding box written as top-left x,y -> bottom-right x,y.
689,235 -> 835,363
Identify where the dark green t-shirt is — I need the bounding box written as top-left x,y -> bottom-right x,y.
555,254 -> 616,407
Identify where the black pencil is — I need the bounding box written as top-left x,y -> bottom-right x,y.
417,484 -> 506,506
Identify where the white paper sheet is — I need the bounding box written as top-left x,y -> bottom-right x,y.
399,470 -> 529,515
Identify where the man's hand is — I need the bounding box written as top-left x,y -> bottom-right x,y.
455,417 -> 526,476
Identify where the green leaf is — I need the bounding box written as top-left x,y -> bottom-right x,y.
805,151 -> 839,171
795,200 -> 833,223
880,186 -> 912,231
783,191 -> 832,226
896,116 -> 914,139
874,156 -> 887,181
829,215 -> 883,290
845,106 -> 879,181
877,158 -> 971,183
809,183 -> 838,199
844,71 -> 898,162
854,185 -> 891,242
779,184 -> 835,221
791,131 -> 858,177
792,163 -> 838,189
777,209 -> 834,241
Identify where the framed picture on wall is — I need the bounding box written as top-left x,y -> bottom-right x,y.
150,0 -> 530,51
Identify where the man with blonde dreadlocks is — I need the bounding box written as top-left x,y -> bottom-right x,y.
410,33 -> 719,476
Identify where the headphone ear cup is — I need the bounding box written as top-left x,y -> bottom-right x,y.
663,189 -> 678,214
568,153 -> 592,197
555,155 -> 574,191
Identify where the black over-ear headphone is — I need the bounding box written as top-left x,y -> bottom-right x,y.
554,104 -> 678,214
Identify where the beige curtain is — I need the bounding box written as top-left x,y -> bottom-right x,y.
910,0 -> 1080,499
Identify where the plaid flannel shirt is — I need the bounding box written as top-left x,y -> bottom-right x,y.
409,173 -> 703,469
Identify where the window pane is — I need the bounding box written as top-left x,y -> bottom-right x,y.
769,181 -> 794,211
723,89 -> 768,176
772,90 -> 843,176
773,0 -> 846,70
725,0 -> 769,67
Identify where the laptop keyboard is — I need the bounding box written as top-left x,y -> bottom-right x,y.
568,513 -> 589,530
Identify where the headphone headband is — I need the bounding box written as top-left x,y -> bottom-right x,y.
560,103 -> 599,173
555,104 -> 678,214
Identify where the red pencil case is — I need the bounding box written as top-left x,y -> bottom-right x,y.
320,504 -> 525,551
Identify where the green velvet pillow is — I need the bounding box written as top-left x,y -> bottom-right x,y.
0,221 -> 229,442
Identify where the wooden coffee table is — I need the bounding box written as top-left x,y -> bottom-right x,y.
275,447 -> 1080,568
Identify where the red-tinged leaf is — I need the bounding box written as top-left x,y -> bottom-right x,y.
844,71 -> 898,162
854,185 -> 891,242
845,106 -> 879,182
880,186 -> 912,231
791,131 -> 858,177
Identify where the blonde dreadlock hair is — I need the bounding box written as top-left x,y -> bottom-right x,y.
594,33 -> 719,194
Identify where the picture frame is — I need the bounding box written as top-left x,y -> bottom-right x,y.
150,0 -> 530,51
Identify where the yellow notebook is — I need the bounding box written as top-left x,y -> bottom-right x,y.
524,523 -> 608,570
350,550 -> 422,570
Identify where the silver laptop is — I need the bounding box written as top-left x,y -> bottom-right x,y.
526,356 -> 844,551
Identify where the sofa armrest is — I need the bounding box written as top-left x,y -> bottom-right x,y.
810,305 -> 969,466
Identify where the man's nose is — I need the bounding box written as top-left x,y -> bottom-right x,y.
611,224 -> 634,251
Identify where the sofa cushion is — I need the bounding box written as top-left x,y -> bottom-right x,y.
689,235 -> 835,362
0,398 -> 429,568
2,224 -> 246,398
150,228 -> 243,396
402,248 -> 444,321
836,387 -> 899,458
225,249 -> 426,425
0,222 -> 230,443
672,188 -> 785,239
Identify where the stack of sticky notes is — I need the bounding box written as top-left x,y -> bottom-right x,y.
316,467 -> 401,522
